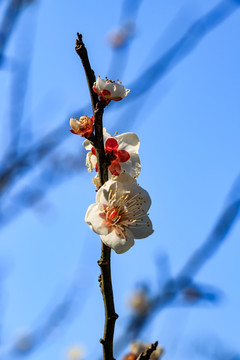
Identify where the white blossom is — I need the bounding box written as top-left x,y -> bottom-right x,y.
85,173 -> 153,254
93,76 -> 130,101
129,289 -> 150,314
83,128 -> 141,178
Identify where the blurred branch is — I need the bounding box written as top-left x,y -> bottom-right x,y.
0,107 -> 88,196
114,0 -> 240,134
115,175 -> 240,353
0,262 -> 90,359
0,0 -> 32,67
0,151 -> 85,228
129,0 -> 240,100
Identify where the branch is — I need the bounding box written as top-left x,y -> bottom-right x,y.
137,342 -> 159,360
0,0 -> 30,66
75,33 -> 98,113
75,34 -> 117,360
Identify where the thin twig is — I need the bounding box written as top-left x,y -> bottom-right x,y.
137,341 -> 158,360
75,33 -> 117,360
75,33 -> 98,113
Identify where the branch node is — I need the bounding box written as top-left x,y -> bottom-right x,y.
98,259 -> 108,267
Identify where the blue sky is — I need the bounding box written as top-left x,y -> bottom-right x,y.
1,0 -> 240,359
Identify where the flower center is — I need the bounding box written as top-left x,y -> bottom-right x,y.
101,188 -> 151,240
107,207 -> 120,221
105,150 -> 117,163
79,118 -> 87,128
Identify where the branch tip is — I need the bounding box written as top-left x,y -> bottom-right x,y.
137,341 -> 159,360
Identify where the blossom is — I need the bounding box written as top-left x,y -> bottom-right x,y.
83,128 -> 141,177
93,76 -> 130,101
129,289 -> 150,314
67,345 -> 84,360
70,115 -> 94,138
85,173 -> 153,254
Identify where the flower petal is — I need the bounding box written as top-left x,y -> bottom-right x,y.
85,204 -> 109,235
129,215 -> 154,239
105,138 -> 119,152
108,162 -> 121,176
117,150 -> 130,163
128,184 -> 152,212
116,172 -> 137,185
83,139 -> 92,151
86,152 -> 97,173
120,153 -> 141,178
100,230 -> 135,254
101,89 -> 111,97
96,178 -> 117,204
93,77 -> 130,101
115,132 -> 140,153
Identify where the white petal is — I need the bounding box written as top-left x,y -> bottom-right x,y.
102,128 -> 112,144
94,77 -> 130,100
115,132 -> 140,153
86,152 -> 97,172
127,183 -> 152,212
83,139 -> 92,151
117,172 -> 137,185
85,204 -> 109,235
96,178 -> 117,204
129,215 -> 154,239
120,153 -> 141,178
92,174 -> 101,189
100,230 -> 135,254
70,117 -> 80,132
95,76 -> 107,92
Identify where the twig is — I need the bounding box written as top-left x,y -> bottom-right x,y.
75,33 -> 117,360
137,341 -> 158,360
75,33 -> 98,113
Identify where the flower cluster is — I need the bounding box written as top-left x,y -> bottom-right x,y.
70,77 -> 153,254
83,128 -> 140,177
